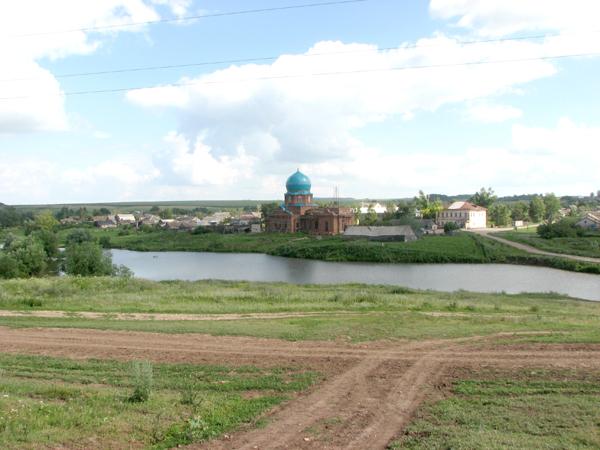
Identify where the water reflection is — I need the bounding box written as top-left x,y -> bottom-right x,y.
110,250 -> 600,301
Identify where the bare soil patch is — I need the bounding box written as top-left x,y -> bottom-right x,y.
1,326 -> 599,449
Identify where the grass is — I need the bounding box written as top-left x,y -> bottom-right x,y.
1,277 -> 600,343
57,227 -> 600,274
0,353 -> 318,449
390,368 -> 600,449
496,229 -> 600,259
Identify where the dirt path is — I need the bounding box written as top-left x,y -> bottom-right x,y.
1,326 -> 600,449
470,231 -> 600,264
0,310 -> 363,322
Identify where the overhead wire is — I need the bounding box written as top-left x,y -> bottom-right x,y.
7,0 -> 369,37
1,51 -> 597,101
2,29 -> 599,83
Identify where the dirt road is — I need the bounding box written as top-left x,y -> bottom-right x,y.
469,230 -> 600,264
1,326 -> 599,449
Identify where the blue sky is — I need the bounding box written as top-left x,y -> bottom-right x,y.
1,0 -> 600,204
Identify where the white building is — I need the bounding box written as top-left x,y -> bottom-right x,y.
359,202 -> 394,214
437,201 -> 487,229
115,213 -> 136,225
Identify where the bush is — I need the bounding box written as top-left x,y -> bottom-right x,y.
64,241 -> 114,276
537,218 -> 584,239
0,253 -> 20,278
31,229 -> 59,257
98,236 -> 111,249
65,228 -> 95,246
128,361 -> 153,403
444,222 -> 459,234
8,236 -> 48,277
192,226 -> 213,235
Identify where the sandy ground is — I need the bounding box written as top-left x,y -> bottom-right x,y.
2,326 -> 600,449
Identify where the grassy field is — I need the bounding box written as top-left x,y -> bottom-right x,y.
56,227 -> 600,274
1,277 -> 600,343
2,278 -> 600,448
0,353 -> 317,449
496,229 -> 600,259
391,368 -> 600,449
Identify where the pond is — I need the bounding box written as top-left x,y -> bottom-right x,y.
110,249 -> 600,301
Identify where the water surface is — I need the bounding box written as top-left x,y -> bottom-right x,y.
111,250 -> 600,301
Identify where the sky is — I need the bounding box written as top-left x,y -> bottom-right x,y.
1,0 -> 600,204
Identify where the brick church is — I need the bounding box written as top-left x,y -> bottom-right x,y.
265,169 -> 355,235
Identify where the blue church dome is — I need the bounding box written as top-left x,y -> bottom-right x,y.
286,169 -> 312,194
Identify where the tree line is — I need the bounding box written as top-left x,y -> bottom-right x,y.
0,212 -> 130,279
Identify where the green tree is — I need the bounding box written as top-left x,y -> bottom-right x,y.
0,206 -> 24,228
159,208 -> 173,220
0,253 -> 20,278
470,187 -> 497,208
489,203 -> 511,227
9,236 -> 48,277
65,228 -> 95,246
510,202 -> 529,222
34,211 -> 58,231
64,241 -> 114,276
543,193 -> 561,224
415,191 -> 443,219
528,196 -> 546,223
31,229 -> 59,258
260,202 -> 279,224
395,200 -> 416,218
362,207 -> 378,226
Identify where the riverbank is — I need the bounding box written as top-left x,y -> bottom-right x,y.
3,278 -> 600,449
491,228 -> 600,259
57,227 -> 600,274
1,277 -> 600,343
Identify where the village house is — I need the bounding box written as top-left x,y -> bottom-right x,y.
577,212 -> 600,230
115,213 -> 136,225
93,215 -> 117,229
437,201 -> 487,229
137,213 -> 160,227
265,170 -> 355,235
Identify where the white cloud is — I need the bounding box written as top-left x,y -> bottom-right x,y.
156,132 -> 257,186
0,0 -> 183,134
150,0 -> 192,18
127,37 -> 564,174
0,156 -> 159,204
429,0 -> 600,36
465,102 -> 523,123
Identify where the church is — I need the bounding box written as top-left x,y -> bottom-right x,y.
265,170 -> 355,235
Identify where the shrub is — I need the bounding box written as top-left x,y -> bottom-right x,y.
537,218 -> 584,239
98,236 -> 111,249
128,361 -> 153,403
8,236 -> 47,277
65,228 -> 95,246
443,222 -> 459,234
64,241 -> 113,276
0,253 -> 20,278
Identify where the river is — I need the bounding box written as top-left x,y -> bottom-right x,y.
110,249 -> 600,301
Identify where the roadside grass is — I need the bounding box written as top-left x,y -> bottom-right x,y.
496,230 -> 600,259
1,278 -> 600,343
0,353 -> 318,449
56,227 -> 600,273
390,368 -> 600,449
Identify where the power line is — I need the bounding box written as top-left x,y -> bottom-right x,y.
8,0 -> 369,37
3,29 -> 599,83
1,51 -> 597,101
